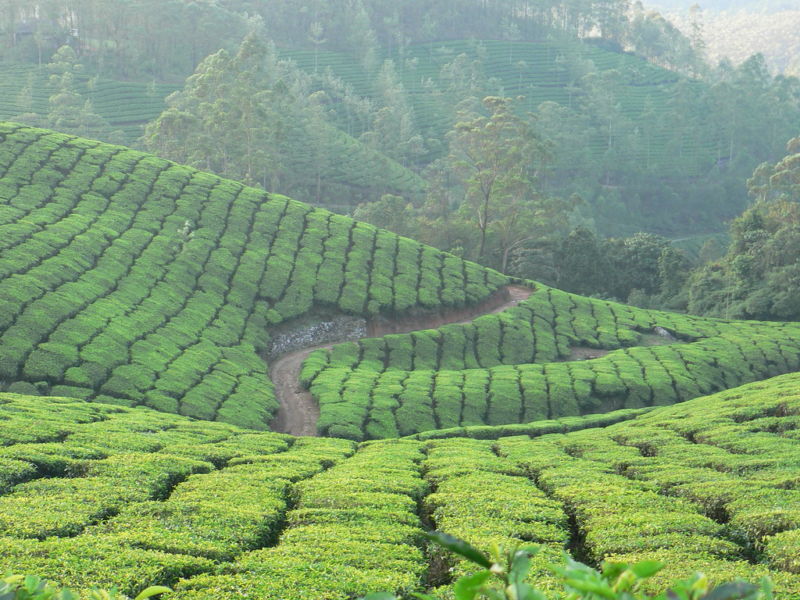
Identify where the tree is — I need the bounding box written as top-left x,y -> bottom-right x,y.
14,45 -> 115,141
446,96 -> 553,266
554,227 -> 609,295
688,138 -> 800,320
747,136 -> 800,204
353,194 -> 418,239
144,35 -> 289,188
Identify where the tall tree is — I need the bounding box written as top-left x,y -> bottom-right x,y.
445,96 -> 565,270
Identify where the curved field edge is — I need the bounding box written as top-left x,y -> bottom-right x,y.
304,280 -> 800,440
0,122 -> 507,429
1,372 -> 800,597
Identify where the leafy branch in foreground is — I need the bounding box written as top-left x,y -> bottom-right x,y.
361,531 -> 774,600
0,573 -> 169,600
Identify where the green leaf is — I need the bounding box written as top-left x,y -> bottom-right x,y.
702,583 -> 761,600
454,571 -> 491,600
424,531 -> 492,569
631,561 -> 665,580
360,594 -> 398,600
23,575 -> 43,593
564,578 -> 618,599
602,562 -> 629,581
507,582 -> 546,600
134,587 -> 172,600
509,550 -> 531,584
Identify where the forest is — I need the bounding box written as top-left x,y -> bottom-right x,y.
0,0 -> 799,599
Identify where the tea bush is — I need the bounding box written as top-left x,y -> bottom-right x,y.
0,123 -> 502,428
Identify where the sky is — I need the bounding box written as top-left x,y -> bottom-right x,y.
647,0 -> 799,10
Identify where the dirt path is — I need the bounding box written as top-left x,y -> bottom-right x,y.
268,284 -> 533,436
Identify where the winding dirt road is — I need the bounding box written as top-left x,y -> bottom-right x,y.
269,285 -> 532,436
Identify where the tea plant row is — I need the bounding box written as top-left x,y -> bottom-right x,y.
2,378 -> 799,596
493,374 -> 800,594
0,123 -> 503,428
0,393 -> 355,595
305,284 -> 800,440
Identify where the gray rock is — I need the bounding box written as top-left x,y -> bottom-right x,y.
267,316 -> 367,359
653,326 -> 676,340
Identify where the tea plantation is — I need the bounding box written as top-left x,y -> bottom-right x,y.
283,38 -> 716,177
2,123 -> 800,597
305,282 -> 800,440
1,372 -> 800,597
0,65 -> 176,145
0,123 -> 505,430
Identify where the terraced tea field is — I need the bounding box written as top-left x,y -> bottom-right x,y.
2,124 -> 800,597
305,282 -> 800,440
2,122 -> 800,441
0,123 -> 506,430
1,372 -> 800,597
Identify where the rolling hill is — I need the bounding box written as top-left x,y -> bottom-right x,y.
283,38 -> 717,178
2,123 -> 800,441
1,124 -> 800,597
0,123 -> 506,430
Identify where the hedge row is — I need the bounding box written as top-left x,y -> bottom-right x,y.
422,438 -> 569,596
0,393 -> 355,596
307,283 -> 800,440
1,379 -> 800,596
0,123 -> 505,428
305,284 -> 796,377
173,440 -> 428,599
494,373 -> 800,595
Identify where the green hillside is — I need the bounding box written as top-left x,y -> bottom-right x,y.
305,281 -> 800,440
1,371 -> 800,596
0,123 -> 505,430
3,123 -> 800,440
283,39 -> 712,176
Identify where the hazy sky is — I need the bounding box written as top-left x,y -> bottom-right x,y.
648,0 -> 798,10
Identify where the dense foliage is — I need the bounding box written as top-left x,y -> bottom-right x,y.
143,34 -> 426,205
0,573 -> 168,600
0,1 -> 693,79
2,2 -> 798,241
1,371 -> 800,596
0,49 -> 176,146
365,531 -> 775,600
147,29 -> 800,238
687,137 -> 800,320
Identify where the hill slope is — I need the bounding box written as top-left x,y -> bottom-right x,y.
0,65 -> 176,144
0,123 -> 506,429
304,281 -> 800,439
2,123 -> 800,439
1,371 -> 800,596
